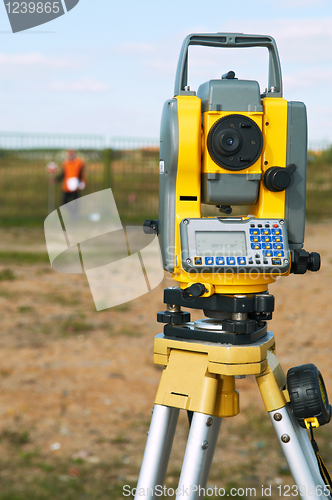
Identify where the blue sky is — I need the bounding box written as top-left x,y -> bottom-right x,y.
0,0 -> 331,145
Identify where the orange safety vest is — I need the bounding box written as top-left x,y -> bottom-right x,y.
62,157 -> 86,193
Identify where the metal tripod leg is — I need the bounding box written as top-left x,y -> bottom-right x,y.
175,412 -> 222,500
135,404 -> 179,499
269,404 -> 328,500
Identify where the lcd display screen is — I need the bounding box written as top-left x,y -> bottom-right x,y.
195,231 -> 247,256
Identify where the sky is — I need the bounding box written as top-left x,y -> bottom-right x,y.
0,0 -> 331,146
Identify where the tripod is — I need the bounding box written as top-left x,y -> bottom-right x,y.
134,289 -> 331,500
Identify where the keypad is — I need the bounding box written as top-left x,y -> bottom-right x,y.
190,219 -> 287,271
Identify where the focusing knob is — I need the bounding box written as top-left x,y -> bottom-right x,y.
263,164 -> 296,192
307,252 -> 321,272
290,249 -> 321,274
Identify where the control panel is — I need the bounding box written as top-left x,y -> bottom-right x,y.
180,217 -> 290,275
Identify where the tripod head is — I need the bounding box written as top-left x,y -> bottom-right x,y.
146,33 -> 320,299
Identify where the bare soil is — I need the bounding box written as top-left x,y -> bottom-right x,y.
0,222 -> 331,497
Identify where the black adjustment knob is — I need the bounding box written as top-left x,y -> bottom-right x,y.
263,164 -> 296,192
183,283 -> 206,298
143,220 -> 158,234
308,252 -> 321,272
290,249 -> 321,274
264,167 -> 291,192
217,205 -> 232,215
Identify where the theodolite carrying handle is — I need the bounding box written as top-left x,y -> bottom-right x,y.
174,32 -> 283,97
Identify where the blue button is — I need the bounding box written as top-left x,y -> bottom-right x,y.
237,257 -> 246,265
262,243 -> 272,250
272,229 -> 281,236
273,250 -> 284,257
194,257 -> 202,265
272,236 -> 283,242
216,257 -> 225,265
249,228 -> 260,235
250,236 -> 261,242
260,228 -> 271,235
226,257 -> 235,265
205,257 -> 214,266
263,250 -> 273,257
251,243 -> 261,250
273,243 -> 284,250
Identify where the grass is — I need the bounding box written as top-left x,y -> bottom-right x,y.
0,251 -> 49,264
17,306 -> 33,313
48,294 -> 81,307
0,268 -> 16,281
0,429 -> 30,446
0,448 -> 136,500
306,152 -> 332,219
62,319 -> 94,335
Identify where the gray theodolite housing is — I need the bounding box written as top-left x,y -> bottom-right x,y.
158,33 -> 307,272
198,78 -> 263,207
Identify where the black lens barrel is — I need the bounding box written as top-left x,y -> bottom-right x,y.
207,114 -> 263,170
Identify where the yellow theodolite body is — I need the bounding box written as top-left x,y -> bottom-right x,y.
158,33 -> 308,295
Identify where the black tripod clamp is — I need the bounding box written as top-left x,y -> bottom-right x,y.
157,287 -> 275,343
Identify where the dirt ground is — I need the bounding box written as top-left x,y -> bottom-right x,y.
0,222 -> 331,497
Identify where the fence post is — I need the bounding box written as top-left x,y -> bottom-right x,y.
103,148 -> 112,189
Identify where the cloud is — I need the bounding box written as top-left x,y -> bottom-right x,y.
50,78 -> 109,92
0,52 -> 82,68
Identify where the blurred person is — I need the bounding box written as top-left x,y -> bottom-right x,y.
57,149 -> 87,205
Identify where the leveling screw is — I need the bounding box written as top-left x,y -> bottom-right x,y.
206,417 -> 213,427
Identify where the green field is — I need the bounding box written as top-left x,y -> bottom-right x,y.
0,145 -> 331,225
